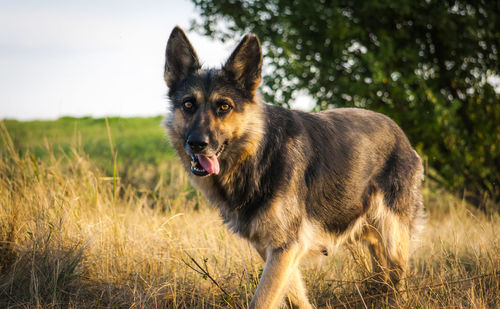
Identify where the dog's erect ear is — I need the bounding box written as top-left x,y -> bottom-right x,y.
164,26 -> 200,89
223,34 -> 262,95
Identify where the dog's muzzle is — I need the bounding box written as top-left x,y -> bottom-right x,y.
189,143 -> 225,176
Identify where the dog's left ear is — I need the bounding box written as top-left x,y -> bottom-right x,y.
223,34 -> 262,95
164,26 -> 201,89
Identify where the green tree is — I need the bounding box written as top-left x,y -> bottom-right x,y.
191,0 -> 500,209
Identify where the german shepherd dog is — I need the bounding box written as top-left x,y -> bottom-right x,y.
164,26 -> 424,308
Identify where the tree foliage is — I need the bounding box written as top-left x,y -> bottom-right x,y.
191,0 -> 500,209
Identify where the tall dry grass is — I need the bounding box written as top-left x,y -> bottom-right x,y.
0,122 -> 499,308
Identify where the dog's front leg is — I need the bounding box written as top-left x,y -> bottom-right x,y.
250,243 -> 306,309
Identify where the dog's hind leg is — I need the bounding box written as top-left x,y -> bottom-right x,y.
365,221 -> 410,290
363,229 -> 390,288
384,217 -> 410,289
250,243 -> 308,309
364,194 -> 411,292
363,211 -> 410,309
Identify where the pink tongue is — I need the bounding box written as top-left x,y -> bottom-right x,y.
196,154 -> 220,175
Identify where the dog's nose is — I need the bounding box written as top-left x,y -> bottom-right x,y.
187,134 -> 209,152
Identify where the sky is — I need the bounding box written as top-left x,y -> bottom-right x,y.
2,1 -> 495,121
0,0 -> 234,120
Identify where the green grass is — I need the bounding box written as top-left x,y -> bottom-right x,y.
2,116 -> 175,162
2,116 -> 177,189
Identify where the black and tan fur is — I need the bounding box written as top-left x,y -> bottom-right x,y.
164,26 -> 425,308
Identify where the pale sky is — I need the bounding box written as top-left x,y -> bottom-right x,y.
0,0 -> 234,120
5,1 -> 494,121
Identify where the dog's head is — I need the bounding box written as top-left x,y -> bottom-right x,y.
164,26 -> 263,177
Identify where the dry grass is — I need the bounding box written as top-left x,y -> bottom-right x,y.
0,123 -> 499,308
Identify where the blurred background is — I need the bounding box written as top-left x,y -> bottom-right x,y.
1,0 -> 499,209
0,0 -> 232,120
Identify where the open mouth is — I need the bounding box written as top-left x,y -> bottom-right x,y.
190,144 -> 225,176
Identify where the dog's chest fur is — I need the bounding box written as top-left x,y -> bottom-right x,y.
186,108 -> 305,248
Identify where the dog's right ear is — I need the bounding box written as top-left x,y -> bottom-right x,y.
223,34 -> 262,95
164,26 -> 200,89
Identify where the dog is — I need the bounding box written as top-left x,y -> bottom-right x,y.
163,26 -> 424,308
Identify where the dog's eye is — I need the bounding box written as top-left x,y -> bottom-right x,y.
183,100 -> 194,110
219,103 -> 231,112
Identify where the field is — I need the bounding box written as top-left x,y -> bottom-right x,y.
0,117 -> 499,308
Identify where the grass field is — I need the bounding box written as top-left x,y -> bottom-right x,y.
0,117 -> 499,308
